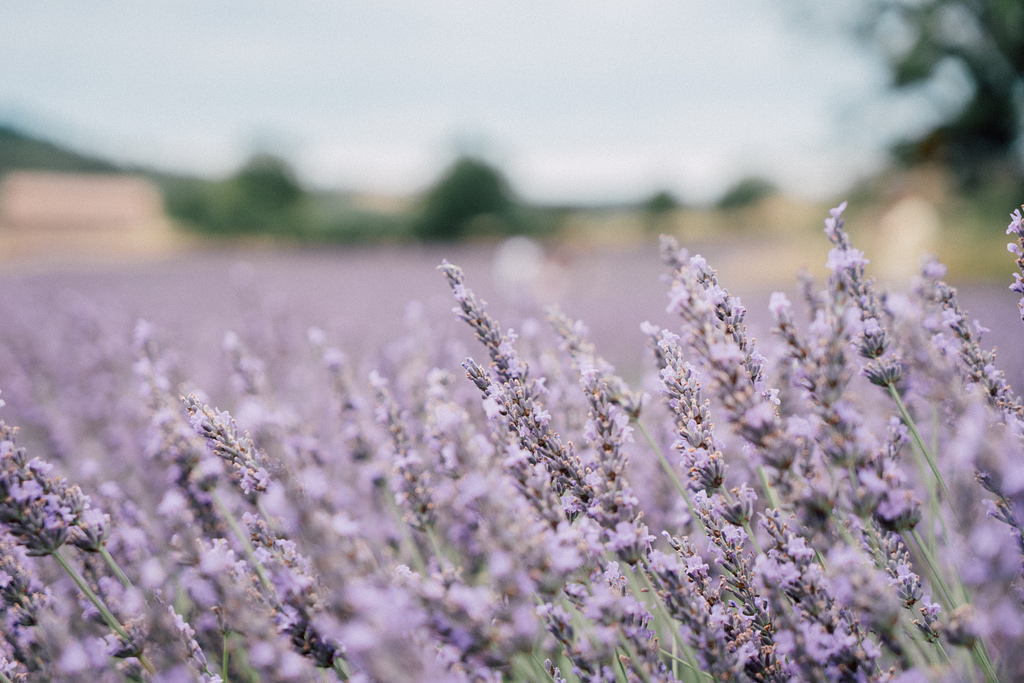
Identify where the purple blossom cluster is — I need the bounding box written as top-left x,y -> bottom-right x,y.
1,203 -> 1024,681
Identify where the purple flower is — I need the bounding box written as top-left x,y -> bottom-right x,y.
825,246 -> 869,273
769,291 -> 792,317
1006,207 -> 1023,236
825,201 -> 848,238
742,400 -> 776,432
1011,272 -> 1024,294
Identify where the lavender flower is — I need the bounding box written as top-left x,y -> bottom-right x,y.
757,509 -> 883,681
1007,206 -> 1024,322
645,542 -> 780,682
182,394 -> 271,496
370,371 -> 437,532
442,263 -> 596,524
182,396 -> 347,675
657,238 -> 786,477
549,309 -> 649,560
0,534 -> 51,676
0,422 -> 84,556
0,421 -> 157,675
928,276 -> 1024,419
3,199 -> 1024,681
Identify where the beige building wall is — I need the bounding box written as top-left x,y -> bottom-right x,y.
0,171 -> 185,265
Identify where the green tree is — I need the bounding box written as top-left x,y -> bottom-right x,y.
716,177 -> 777,210
413,156 -> 516,241
167,153 -> 306,235
641,189 -> 681,235
642,189 -> 680,216
858,0 -> 1024,187
231,153 -> 304,215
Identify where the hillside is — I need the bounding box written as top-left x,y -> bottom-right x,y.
0,125 -> 124,178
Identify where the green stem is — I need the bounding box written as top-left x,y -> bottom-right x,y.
908,529 -> 956,610
425,526 -> 448,573
212,491 -> 270,590
634,558 -> 710,682
886,387 -> 999,680
613,637 -> 649,683
513,653 -> 551,681
51,548 -> 157,676
907,530 -> 999,682
52,548 -> 130,640
635,418 -> 688,497
332,659 -> 350,680
222,631 -> 230,683
932,639 -> 956,671
382,489 -> 427,574
636,416 -> 771,558
99,546 -> 134,589
756,465 -> 781,511
634,418 -> 700,530
634,560 -> 688,655
536,653 -> 559,682
972,640 -> 1000,683
903,624 -> 941,669
887,385 -> 950,500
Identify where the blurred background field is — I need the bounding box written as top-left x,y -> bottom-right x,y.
0,122 -> 1020,283
1,1 -> 1023,377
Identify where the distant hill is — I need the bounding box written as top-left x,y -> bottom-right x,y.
0,125 -> 124,178
0,125 -> 208,214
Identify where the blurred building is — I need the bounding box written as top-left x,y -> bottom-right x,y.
0,171 -> 183,266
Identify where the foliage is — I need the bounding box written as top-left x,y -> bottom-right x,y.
639,190 -> 682,235
165,153 -> 308,236
412,156 -> 519,241
857,0 -> 1024,188
229,154 -> 304,216
165,153 -> 532,244
715,176 -> 778,209
2,203 -> 1024,680
0,125 -> 120,178
642,190 -> 681,216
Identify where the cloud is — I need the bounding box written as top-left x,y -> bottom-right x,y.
0,1 -> 889,202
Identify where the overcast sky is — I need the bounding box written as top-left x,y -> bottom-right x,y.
0,2 -> 949,204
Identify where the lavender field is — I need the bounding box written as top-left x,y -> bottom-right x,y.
2,205 -> 1024,682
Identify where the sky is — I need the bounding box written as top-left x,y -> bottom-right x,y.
0,2 -> 956,205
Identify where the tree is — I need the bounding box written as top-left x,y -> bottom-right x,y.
716,177 -> 777,210
857,0 -> 1024,187
642,189 -> 680,216
413,156 -> 516,241
230,153 -> 304,215
641,189 -> 681,235
167,153 -> 307,235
